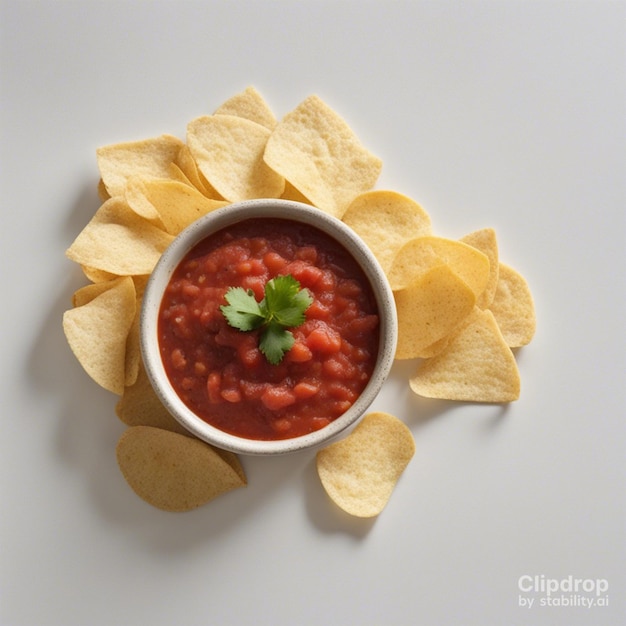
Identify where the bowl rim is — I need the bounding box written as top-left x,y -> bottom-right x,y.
140,198 -> 397,455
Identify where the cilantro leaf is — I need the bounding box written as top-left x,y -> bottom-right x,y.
220,287 -> 265,331
264,275 -> 301,311
264,275 -> 313,327
259,322 -> 295,365
220,274 -> 312,364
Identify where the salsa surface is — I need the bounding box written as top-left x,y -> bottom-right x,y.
158,218 -> 380,440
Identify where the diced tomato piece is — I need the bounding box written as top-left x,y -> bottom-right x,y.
272,418 -> 292,434
170,348 -> 187,370
286,341 -> 313,363
293,381 -> 320,399
182,282 -> 201,299
238,342 -> 262,367
305,300 -> 330,319
206,372 -> 222,403
306,325 -> 342,353
240,380 -> 268,400
327,381 -> 357,402
336,278 -> 362,298
348,314 -> 379,335
221,388 -> 242,403
235,261 -> 252,275
261,386 -> 297,411
264,251 -> 288,274
310,417 -> 330,431
295,245 -> 318,263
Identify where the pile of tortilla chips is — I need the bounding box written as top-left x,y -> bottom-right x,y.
63,87 -> 535,516
343,194 -> 535,403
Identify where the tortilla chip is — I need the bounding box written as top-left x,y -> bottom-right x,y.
97,134 -> 184,197
116,426 -> 246,512
116,359 -> 188,435
280,180 -> 313,204
394,264 -> 476,359
316,412 -> 415,518
81,265 -> 118,283
63,276 -> 136,394
174,145 -> 222,199
97,179 -> 110,202
72,279 -> 118,308
489,263 -> 536,347
410,308 -> 521,402
124,175 -> 165,225
214,86 -> 277,130
123,276 -> 148,387
134,178 -> 228,235
460,228 -> 499,308
342,190 -> 432,273
387,236 -> 490,298
66,197 -> 174,275
264,95 -> 382,218
187,114 -> 284,202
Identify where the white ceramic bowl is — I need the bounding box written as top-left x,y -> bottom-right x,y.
141,199 -> 397,455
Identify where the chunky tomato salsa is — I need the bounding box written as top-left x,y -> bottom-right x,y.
158,218 -> 379,440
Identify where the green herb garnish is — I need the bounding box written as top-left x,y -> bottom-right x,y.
220,274 -> 313,365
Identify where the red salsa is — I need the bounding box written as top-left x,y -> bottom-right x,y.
158,218 -> 379,440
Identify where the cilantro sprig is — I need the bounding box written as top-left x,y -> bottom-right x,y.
220,274 -> 313,365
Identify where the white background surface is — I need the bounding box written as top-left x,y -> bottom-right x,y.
1,2 -> 624,625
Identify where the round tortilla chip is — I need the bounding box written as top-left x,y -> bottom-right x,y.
410,308 -> 521,402
488,263 -> 536,347
264,95 -> 382,218
316,412 -> 415,518
116,426 -> 246,512
187,114 -> 285,202
63,276 -> 136,394
342,190 -> 432,273
394,264 -> 476,359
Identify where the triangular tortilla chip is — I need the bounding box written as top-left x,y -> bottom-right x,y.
410,308 -> 520,402
97,134 -> 183,197
388,236 -> 490,297
187,114 -> 284,202
63,277 -> 136,394
174,144 -> 223,199
214,86 -> 277,130
264,95 -> 382,218
134,178 -> 228,235
395,264 -> 476,359
66,197 -> 174,275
